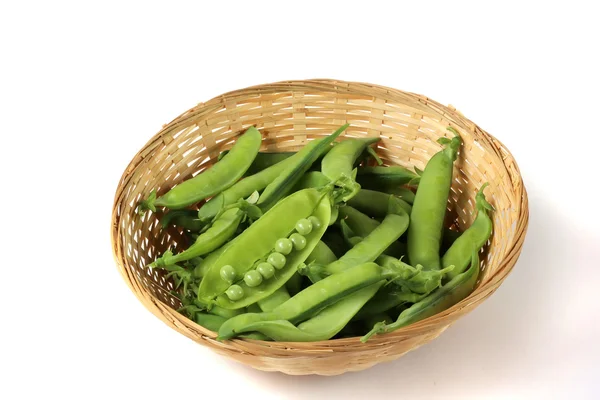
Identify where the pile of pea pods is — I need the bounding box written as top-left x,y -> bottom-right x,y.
138,124 -> 494,342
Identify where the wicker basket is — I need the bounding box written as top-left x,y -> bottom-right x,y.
111,79 -> 528,375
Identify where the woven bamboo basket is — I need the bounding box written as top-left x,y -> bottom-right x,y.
111,79 -> 528,375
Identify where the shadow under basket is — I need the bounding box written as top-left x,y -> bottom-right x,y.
111,79 -> 529,376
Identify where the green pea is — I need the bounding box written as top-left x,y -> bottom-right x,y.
244,270 -> 263,287
225,285 -> 244,301
219,265 -> 236,283
274,238 -> 293,255
295,218 -> 313,235
289,233 -> 307,250
308,216 -> 321,230
268,252 -> 286,269
257,262 -> 275,279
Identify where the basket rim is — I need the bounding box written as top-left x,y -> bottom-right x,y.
111,78 -> 529,348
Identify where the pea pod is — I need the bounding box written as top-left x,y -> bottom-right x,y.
292,171 -> 330,191
197,188 -> 331,307
218,261 -> 406,340
321,137 -> 380,200
258,125 -> 348,211
353,286 -> 426,322
214,194 -> 330,309
361,251 -> 480,342
195,313 -> 227,331
258,287 -> 291,312
337,205 -> 408,259
356,165 -> 420,189
259,240 -> 336,311
241,282 -> 384,342
384,186 -> 416,204
198,147 -> 303,221
306,241 -> 338,265
139,126 -> 262,212
408,128 -> 461,270
151,207 -> 243,268
160,209 -> 205,231
443,183 -> 493,280
327,211 -> 409,275
347,189 -> 412,217
338,205 -> 379,237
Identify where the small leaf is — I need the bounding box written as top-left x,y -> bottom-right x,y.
437,137 -> 451,145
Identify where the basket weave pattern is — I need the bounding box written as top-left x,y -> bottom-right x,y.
111,79 -> 528,375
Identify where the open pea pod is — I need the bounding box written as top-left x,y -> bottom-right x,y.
197,188 -> 331,308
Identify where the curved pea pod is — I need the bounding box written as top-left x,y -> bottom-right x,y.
195,313 -> 227,332
441,227 -> 462,255
325,210 -> 410,276
338,206 -> 407,258
258,124 -> 348,211
218,262 -> 403,340
356,165 -> 420,189
160,209 -> 205,232
246,152 -> 296,175
361,251 -> 480,342
338,205 -> 380,237
151,207 -> 243,268
384,186 -> 416,204
321,136 -> 380,201
198,145 -> 308,222
353,286 -> 426,322
139,126 -> 262,213
197,188 -> 331,307
241,282 -> 384,342
258,287 -> 292,312
292,171 -> 330,191
347,189 -> 412,217
408,128 -> 462,270
214,196 -> 330,309
443,183 -> 494,280
306,241 -> 338,265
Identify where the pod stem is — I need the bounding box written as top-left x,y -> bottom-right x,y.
137,190 -> 157,215
475,182 -> 495,214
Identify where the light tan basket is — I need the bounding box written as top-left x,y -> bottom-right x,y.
111,79 -> 528,375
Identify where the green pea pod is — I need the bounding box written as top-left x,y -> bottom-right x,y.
258,287 -> 291,312
361,251 -> 480,342
326,211 -> 409,275
139,126 -> 262,212
443,183 -> 493,280
151,208 -> 243,268
384,186 -> 416,204
241,282 -> 384,342
441,227 -> 462,255
160,209 -> 205,231
198,146 -> 309,221
197,188 -> 331,306
246,152 -> 296,175
347,189 -> 412,217
338,205 -> 379,237
408,128 -> 461,270
353,286 -> 426,322
356,165 -> 420,189
214,193 -> 331,309
321,137 -> 380,201
257,124 -> 349,211
195,313 -> 227,331
292,171 -> 330,191
306,241 -> 338,265
218,262 -> 406,340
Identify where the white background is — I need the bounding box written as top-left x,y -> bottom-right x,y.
1,1 -> 598,399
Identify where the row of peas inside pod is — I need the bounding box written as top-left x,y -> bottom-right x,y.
138,124 -> 493,342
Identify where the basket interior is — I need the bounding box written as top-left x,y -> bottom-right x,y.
113,83 -> 522,317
